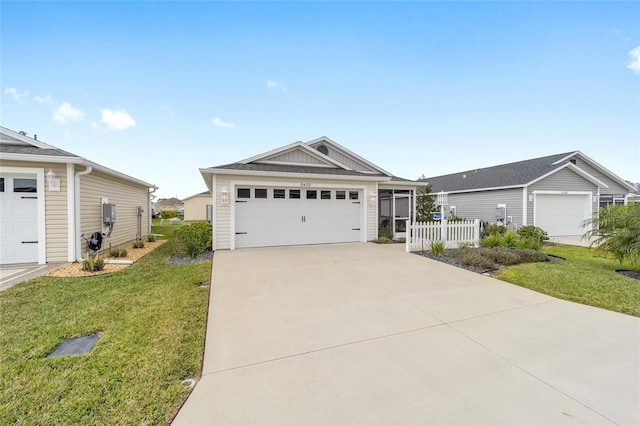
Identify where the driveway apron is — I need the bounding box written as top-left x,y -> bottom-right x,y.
173,243 -> 640,425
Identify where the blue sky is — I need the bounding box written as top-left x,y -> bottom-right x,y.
2,1 -> 639,199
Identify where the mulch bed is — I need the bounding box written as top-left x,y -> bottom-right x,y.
617,270 -> 640,280
415,250 -> 497,275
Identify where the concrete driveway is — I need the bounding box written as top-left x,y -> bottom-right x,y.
173,243 -> 640,425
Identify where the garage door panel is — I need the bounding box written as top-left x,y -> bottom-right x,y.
0,175 -> 39,264
535,194 -> 591,237
235,187 -> 362,248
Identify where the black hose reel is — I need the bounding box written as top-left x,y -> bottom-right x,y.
81,232 -> 104,255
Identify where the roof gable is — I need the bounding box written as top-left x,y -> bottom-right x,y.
306,136 -> 391,175
239,141 -> 348,169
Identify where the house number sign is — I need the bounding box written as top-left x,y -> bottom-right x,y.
300,182 -> 311,187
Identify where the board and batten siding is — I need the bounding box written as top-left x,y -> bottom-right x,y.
566,155 -> 631,195
447,188 -> 523,226
527,167 -> 598,227
265,150 -> 328,166
0,159 -> 70,262
211,174 -> 377,249
78,169 -> 149,256
183,194 -> 210,221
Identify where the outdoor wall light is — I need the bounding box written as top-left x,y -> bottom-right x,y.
220,187 -> 229,204
368,191 -> 377,205
47,169 -> 60,192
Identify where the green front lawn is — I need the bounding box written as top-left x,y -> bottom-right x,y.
0,240 -> 211,424
496,244 -> 640,317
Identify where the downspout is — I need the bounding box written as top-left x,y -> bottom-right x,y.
74,166 -> 93,261
149,187 -> 157,235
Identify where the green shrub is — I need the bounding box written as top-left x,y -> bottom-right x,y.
161,209 -> 179,219
485,224 -> 506,236
517,226 -> 547,243
109,246 -> 128,258
502,231 -> 520,248
378,226 -> 393,240
133,239 -> 145,249
430,240 -> 446,255
375,237 -> 392,244
81,253 -> 105,272
480,247 -> 520,265
480,234 -> 503,248
146,233 -> 157,243
518,236 -> 541,250
172,222 -> 213,258
447,216 -> 467,223
456,250 -> 495,270
516,249 -> 548,263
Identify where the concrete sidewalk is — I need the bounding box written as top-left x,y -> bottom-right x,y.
173,243 -> 640,425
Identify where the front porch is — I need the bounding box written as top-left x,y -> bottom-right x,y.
378,188 -> 417,239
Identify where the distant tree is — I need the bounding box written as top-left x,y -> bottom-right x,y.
416,175 -> 435,222
583,203 -> 640,265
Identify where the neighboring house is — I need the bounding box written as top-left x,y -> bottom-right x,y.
0,126 -> 156,265
183,191 -> 211,222
425,151 -> 636,237
200,136 -> 426,250
155,197 -> 183,214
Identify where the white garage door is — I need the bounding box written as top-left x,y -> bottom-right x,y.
0,175 -> 40,264
535,193 -> 591,236
235,187 -> 362,248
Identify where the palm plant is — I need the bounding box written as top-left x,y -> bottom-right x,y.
583,203 -> 640,265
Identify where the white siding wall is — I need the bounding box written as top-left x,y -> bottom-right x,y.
0,159 -> 69,262
527,167 -> 598,226
211,174 -> 378,249
447,188 -> 523,226
79,169 -> 150,256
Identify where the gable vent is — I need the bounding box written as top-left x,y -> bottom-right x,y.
570,159 -> 577,165
316,144 -> 329,155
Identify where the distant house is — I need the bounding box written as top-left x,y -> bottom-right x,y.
183,191 -> 211,222
155,197 -> 183,214
425,151 -> 636,237
0,126 -> 156,265
199,136 -> 426,250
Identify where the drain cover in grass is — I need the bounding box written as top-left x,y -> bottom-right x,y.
47,334 -> 100,358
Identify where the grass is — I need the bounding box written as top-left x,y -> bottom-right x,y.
495,244 -> 640,317
0,228 -> 211,425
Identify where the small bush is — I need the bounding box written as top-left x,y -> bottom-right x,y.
518,236 -> 541,250
485,224 -> 506,236
456,250 -> 496,270
146,233 -> 157,242
516,249 -> 548,263
109,247 -> 128,258
172,222 -> 212,258
378,226 -> 393,240
81,253 -> 105,272
502,231 -> 520,248
480,234 -> 503,248
518,226 -> 547,243
430,240 -> 446,255
161,209 -> 179,219
375,237 -> 392,244
481,247 -> 521,265
133,239 -> 145,249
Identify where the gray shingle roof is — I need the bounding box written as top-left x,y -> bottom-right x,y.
0,143 -> 79,158
425,152 -> 576,192
212,162 -> 392,178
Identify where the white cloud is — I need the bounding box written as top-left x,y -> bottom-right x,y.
52,102 -> 84,123
33,93 -> 57,105
626,46 -> 640,74
212,117 -> 236,128
266,79 -> 287,92
100,109 -> 136,130
4,87 -> 30,102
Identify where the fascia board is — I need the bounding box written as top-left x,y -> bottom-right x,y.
552,151 -> 634,192
306,136 -> 392,176
440,184 -> 527,194
0,153 -> 83,163
379,181 -> 429,188
527,163 -> 608,189
200,167 -> 391,182
0,126 -> 57,149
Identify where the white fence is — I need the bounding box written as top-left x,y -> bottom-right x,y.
405,219 -> 481,252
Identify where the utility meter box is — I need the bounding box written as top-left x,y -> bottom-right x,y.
137,206 -> 144,217
495,206 -> 506,221
102,203 -> 116,225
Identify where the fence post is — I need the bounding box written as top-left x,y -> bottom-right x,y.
474,219 -> 480,247
441,218 -> 447,248
406,220 -> 411,252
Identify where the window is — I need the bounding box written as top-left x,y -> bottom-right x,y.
306,190 -> 317,199
237,188 -> 251,198
336,191 -> 346,200
349,191 -> 359,200
0,178 -> 4,192
255,188 -> 267,198
321,190 -> 331,200
14,178 -> 37,193
316,144 -> 329,155
274,189 -> 285,199
289,189 -> 301,199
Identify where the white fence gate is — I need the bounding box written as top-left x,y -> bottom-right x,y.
405,219 -> 481,252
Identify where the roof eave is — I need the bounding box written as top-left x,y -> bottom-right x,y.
199,167 -> 392,182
